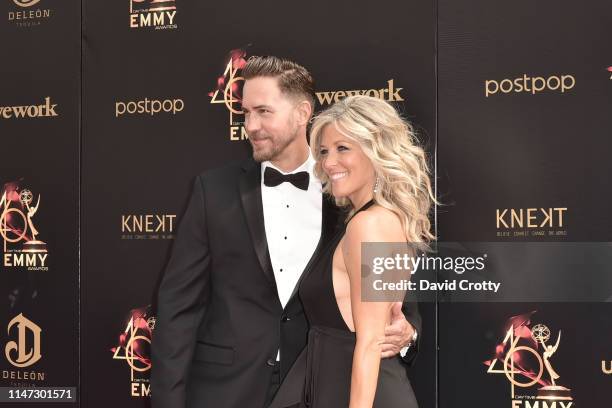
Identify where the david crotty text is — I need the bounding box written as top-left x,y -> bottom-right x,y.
373,279 -> 501,293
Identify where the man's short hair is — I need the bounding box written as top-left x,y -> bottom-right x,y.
242,56 -> 315,109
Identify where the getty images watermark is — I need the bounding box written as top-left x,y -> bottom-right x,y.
361,242 -> 612,302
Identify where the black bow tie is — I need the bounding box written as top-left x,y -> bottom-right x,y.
263,166 -> 309,190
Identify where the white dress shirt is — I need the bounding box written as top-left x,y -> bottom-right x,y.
261,155 -> 322,309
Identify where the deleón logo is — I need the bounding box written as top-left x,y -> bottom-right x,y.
121,214 -> 176,240
130,0 -> 177,30
485,74 -> 575,97
1,181 -> 49,271
496,207 -> 568,239
5,314 -> 42,368
8,0 -> 52,27
315,79 -> 404,105
0,97 -> 58,119
485,311 -> 574,407
209,49 -> 248,141
115,98 -> 184,117
111,306 -> 155,397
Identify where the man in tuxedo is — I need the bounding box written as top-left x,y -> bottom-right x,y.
151,56 -> 421,408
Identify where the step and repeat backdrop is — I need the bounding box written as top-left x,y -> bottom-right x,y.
0,0 -> 610,407
80,1 -> 436,408
437,1 -> 611,408
0,0 -> 80,403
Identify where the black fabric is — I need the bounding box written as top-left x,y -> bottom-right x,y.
264,365 -> 281,407
263,166 -> 309,190
151,159 -> 342,408
270,201 -> 419,408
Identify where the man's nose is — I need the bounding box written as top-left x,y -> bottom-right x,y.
245,114 -> 260,134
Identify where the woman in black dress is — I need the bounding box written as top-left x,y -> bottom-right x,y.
270,95 -> 435,408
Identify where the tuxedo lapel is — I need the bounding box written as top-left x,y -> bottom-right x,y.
286,193 -> 343,306
239,159 -> 275,285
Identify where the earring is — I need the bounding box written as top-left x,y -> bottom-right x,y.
373,177 -> 380,194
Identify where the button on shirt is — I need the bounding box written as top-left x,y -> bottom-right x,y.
261,155 -> 322,309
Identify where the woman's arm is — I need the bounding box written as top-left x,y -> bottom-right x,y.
343,209 -> 405,408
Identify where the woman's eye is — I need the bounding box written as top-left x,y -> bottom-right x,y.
337,145 -> 349,151
320,148 -> 328,155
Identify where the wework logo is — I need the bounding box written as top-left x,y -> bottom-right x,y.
0,97 -> 58,119
316,79 -> 404,105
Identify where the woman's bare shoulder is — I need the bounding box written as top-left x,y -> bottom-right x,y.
345,205 -> 404,243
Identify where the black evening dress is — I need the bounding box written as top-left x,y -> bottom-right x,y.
269,200 -> 418,408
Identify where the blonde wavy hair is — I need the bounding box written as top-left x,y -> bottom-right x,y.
310,95 -> 436,243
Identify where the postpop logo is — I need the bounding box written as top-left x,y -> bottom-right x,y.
115,98 -> 184,117
485,74 -> 575,97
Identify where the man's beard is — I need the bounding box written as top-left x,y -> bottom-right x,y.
251,128 -> 298,163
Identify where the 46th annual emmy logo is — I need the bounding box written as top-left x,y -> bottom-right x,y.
485,311 -> 574,408
111,306 -> 155,398
0,181 -> 49,271
209,48 -> 249,141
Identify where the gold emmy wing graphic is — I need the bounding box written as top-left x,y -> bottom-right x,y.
485,312 -> 573,406
5,313 -> 42,368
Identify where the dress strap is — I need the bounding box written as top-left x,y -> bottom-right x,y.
347,199 -> 376,224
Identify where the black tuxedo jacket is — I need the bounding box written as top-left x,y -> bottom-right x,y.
151,158 -> 421,408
